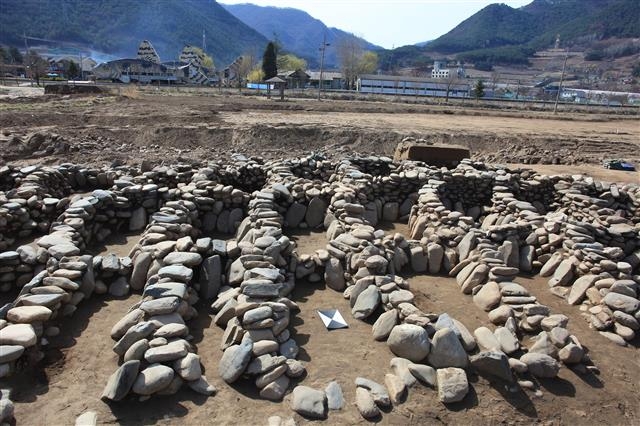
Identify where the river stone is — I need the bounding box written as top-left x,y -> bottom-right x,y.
157,265 -> 193,282
130,252 -> 152,291
469,351 -> 513,382
110,308 -> 145,340
352,285 -> 380,320
144,340 -> 188,363
163,252 -> 202,267
520,353 -> 560,378
428,327 -> 468,368
255,364 -> 288,389
355,377 -> 391,407
6,306 -> 52,323
257,374 -> 289,401
188,375 -> 217,396
602,292 -> 640,315
567,275 -> 598,305
101,360 -> 141,401
291,385 -> 327,419
108,277 -> 130,297
558,343 -> 584,364
494,327 -> 519,354
324,258 -> 346,291
124,339 -> 150,362
219,338 -> 253,383
436,367 -> 469,403
473,281 -> 501,311
113,321 -> 156,356
200,255 -> 221,300
286,202 -> 307,228
305,197 -> 326,229
132,364 -> 174,395
386,373 -> 407,404
0,345 -> 25,363
325,381 -> 344,410
387,324 -> 430,362
173,353 -> 202,381
372,309 -> 398,341
408,363 -> 437,387
0,324 -> 37,347
139,296 -> 180,316
144,282 -> 187,300
355,387 -> 380,419
474,327 -> 501,351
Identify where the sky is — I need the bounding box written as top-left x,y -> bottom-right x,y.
220,0 -> 533,49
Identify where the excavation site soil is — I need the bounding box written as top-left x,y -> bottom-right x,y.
1,90 -> 639,182
1,89 -> 639,425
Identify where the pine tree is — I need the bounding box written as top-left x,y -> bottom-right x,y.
473,79 -> 485,100
262,41 -> 278,80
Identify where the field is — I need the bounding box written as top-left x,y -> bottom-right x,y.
1,86 -> 639,425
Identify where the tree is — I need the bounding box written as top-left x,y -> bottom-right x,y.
277,54 -> 307,72
262,42 -> 278,80
632,62 -> 640,78
473,79 -> 485,101
189,47 -> 214,70
444,73 -> 460,102
24,50 -> 48,86
337,36 -> 363,90
359,51 -> 378,74
247,67 -> 264,83
8,46 -> 22,64
237,54 -> 256,90
66,60 -> 80,80
337,35 -> 378,90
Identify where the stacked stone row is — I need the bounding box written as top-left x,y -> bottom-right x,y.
0,188 -> 153,374
213,176 -> 306,402
102,203 -> 217,401
316,160 -> 598,418
485,173 -> 640,346
0,163 -> 134,249
282,153 -> 335,182
0,206 -> 99,380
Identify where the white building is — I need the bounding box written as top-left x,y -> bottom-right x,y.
432,61 -> 450,79
357,74 -> 470,98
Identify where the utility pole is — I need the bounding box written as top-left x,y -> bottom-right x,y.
554,49 -> 568,114
317,33 -> 330,101
202,29 -> 206,52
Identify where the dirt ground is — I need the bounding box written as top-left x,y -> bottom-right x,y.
0,87 -> 639,177
2,88 -> 640,424
7,223 -> 639,425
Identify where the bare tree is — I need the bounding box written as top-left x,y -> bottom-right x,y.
444,73 -> 460,102
237,52 -> 257,91
490,71 -> 500,95
336,35 -> 363,90
24,50 -> 48,86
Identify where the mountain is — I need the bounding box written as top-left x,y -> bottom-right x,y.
0,0 -> 268,66
222,3 -> 380,68
422,0 -> 640,65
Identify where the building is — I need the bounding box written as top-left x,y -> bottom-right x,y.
306,71 -> 343,90
432,61 -> 449,79
93,40 -> 213,85
93,59 -> 185,84
357,74 -> 470,98
431,60 -> 465,79
278,69 -> 309,89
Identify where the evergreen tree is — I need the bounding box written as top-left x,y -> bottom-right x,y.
262,41 -> 277,80
473,79 -> 485,100
66,60 -> 80,79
